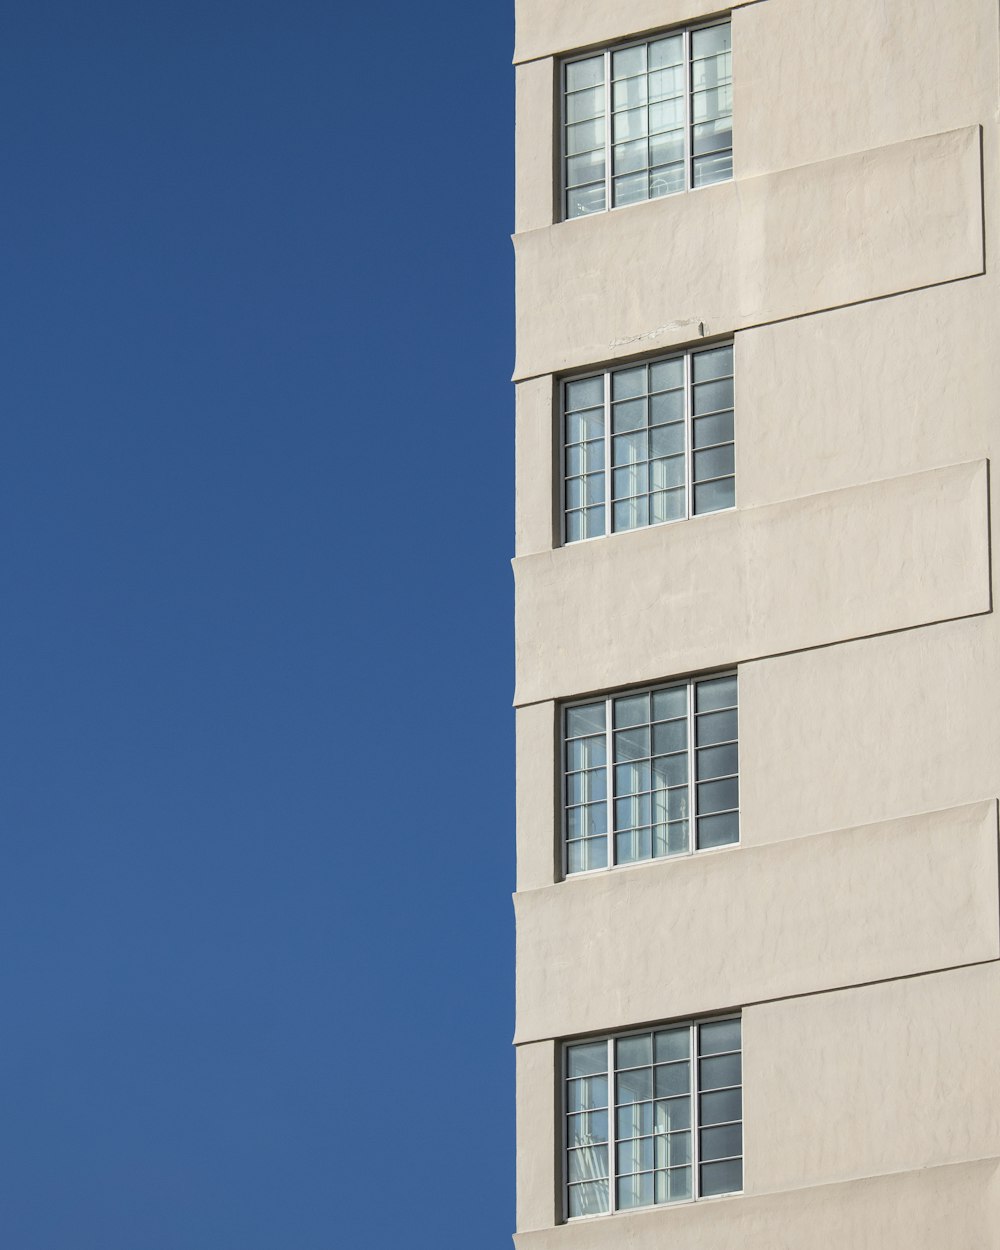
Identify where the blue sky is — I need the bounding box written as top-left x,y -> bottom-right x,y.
0,3 -> 514,1245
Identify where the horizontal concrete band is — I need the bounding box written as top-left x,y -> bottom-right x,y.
513,126 -> 983,382
514,800 -> 1000,1044
513,0 -> 759,64
514,1156 -> 1000,1246
513,459 -> 990,708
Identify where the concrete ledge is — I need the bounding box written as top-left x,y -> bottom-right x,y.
514,1156 -> 1000,1246
513,459 -> 990,707
513,126 -> 983,382
514,800 -> 999,1044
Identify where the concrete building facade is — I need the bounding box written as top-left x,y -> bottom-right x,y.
512,1 -> 1000,1245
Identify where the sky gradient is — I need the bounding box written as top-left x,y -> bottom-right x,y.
0,3 -> 514,1245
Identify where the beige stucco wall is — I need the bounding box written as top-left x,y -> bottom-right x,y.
513,126 -> 983,382
515,802 -> 999,1043
514,459 -> 990,707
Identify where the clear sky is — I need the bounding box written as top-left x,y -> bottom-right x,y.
0,3 -> 514,1246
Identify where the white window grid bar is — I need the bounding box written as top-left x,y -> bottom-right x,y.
560,16 -> 731,221
560,342 -> 735,547
562,1014 -> 743,1222
562,672 -> 739,878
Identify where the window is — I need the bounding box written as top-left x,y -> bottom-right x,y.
564,672 -> 738,875
563,19 -> 732,220
565,1016 -> 743,1218
563,344 -> 734,544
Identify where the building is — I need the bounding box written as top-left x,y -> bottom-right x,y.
512,1 -> 1000,1246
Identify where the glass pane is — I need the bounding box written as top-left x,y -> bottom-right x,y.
584,440 -> 605,471
568,1040 -> 609,1078
696,709 -> 737,746
567,836 -> 608,873
697,811 -> 739,849
566,84 -> 606,123
655,1132 -> 691,1167
696,742 -> 738,781
654,1094 -> 691,1132
616,793 -> 651,830
615,727 -> 650,761
652,686 -> 686,720
613,107 -> 648,144
691,50 -> 732,90
612,45 -> 645,79
613,431 -> 647,466
616,827 -> 652,864
700,1158 -> 742,1197
617,1171 -> 653,1210
693,411 -> 734,449
692,345 -> 733,383
567,183 -> 607,218
617,1034 -> 653,1068
566,406 -> 603,442
568,1144 -> 608,1182
656,1166 -> 691,1203
614,693 -> 649,728
615,760 -> 650,796
650,358 -> 683,390
696,675 -> 736,712
693,119 -> 732,156
653,818 -> 689,856
692,84 -> 733,124
694,152 -> 734,187
694,476 -> 734,513
613,137 -> 648,175
699,1019 -> 741,1056
583,505 -> 606,538
701,1087 -> 742,1126
566,55 -> 605,93
566,446 -> 584,477
617,1067 -> 652,1103
567,118 -> 605,156
649,129 -> 684,167
655,1028 -> 690,1063
567,149 -> 606,189
617,1101 -> 653,1138
649,423 -> 683,459
650,164 -> 685,198
649,98 -> 683,133
567,1108 -> 609,1146
693,377 -> 734,415
567,803 -> 607,838
653,720 -> 687,755
568,1180 -> 610,1217
648,34 -> 683,69
617,1135 -> 653,1174
613,496 -> 648,530
692,23 -> 731,59
650,785 -> 687,823
612,398 -> 646,433
649,455 -> 684,491
568,1073 -> 609,1111
652,753 -> 686,787
567,702 -> 606,737
567,734 -> 606,770
694,444 -> 735,482
613,172 -> 648,207
654,1061 -> 690,1098
586,473 -> 606,505
612,75 -> 647,111
567,768 -> 607,805
565,477 -> 585,510
697,776 -> 738,815
699,1052 -> 742,1091
614,463 -> 647,499
701,1123 -> 742,1162
648,65 -> 684,100
612,366 -> 647,401
650,489 -> 685,524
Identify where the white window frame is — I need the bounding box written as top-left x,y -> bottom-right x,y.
562,672 -> 740,878
560,342 -> 736,546
561,16 -> 733,222
562,1014 -> 744,1222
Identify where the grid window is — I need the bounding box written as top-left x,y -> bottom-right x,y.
563,345 -> 734,544
565,1017 -> 743,1219
563,20 -> 732,220
564,673 -> 738,876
